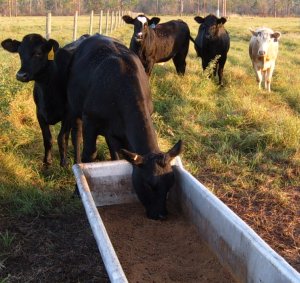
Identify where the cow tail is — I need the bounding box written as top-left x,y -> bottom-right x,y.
189,35 -> 196,44
189,35 -> 201,50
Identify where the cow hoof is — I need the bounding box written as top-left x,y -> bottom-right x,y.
42,161 -> 52,168
60,159 -> 69,167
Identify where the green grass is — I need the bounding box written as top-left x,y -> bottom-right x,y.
0,15 -> 299,269
0,230 -> 15,250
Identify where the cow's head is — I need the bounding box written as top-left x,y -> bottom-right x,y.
121,140 -> 183,220
123,14 -> 160,42
1,34 -> 59,82
250,28 -> 281,57
194,14 -> 227,40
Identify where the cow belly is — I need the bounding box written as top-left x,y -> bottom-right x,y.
38,109 -> 63,125
253,58 -> 274,71
262,60 -> 273,71
44,114 -> 62,125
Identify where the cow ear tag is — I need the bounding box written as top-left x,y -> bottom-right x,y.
48,47 -> 54,61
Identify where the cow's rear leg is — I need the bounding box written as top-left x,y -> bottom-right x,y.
81,118 -> 98,163
37,114 -> 52,166
71,118 -> 83,164
173,52 -> 187,75
57,119 -> 71,167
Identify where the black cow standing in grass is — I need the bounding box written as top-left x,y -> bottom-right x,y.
1,34 -> 88,166
123,14 -> 192,76
194,14 -> 230,85
67,34 -> 183,220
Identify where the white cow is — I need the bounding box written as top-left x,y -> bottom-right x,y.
249,27 -> 281,92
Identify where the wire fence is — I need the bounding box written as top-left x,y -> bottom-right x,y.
45,10 -> 133,41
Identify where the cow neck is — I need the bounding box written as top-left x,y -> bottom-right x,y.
141,27 -> 156,55
127,106 -> 160,155
130,40 -> 140,55
34,60 -> 60,85
34,60 -> 66,101
199,27 -> 207,49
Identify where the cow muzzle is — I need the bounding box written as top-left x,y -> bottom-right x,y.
135,33 -> 143,42
147,209 -> 168,221
16,71 -> 30,82
258,50 -> 266,57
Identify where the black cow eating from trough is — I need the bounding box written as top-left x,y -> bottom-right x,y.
194,14 -> 230,85
67,34 -> 183,220
1,34 -> 89,166
123,14 -> 192,76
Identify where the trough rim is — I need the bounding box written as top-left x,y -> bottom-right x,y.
72,159 -> 300,283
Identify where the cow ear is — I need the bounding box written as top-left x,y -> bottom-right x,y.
121,149 -> 144,165
149,17 -> 160,26
122,15 -> 134,25
164,140 -> 183,164
271,32 -> 281,40
218,17 -> 227,25
48,39 -> 59,52
43,39 -> 59,54
249,28 -> 258,36
1,39 -> 20,53
194,16 -> 204,24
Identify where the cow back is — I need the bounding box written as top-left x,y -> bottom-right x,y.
143,20 -> 190,63
68,34 -> 157,154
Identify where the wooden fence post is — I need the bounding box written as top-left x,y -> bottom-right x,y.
46,11 -> 51,40
105,10 -> 109,35
89,10 -> 94,35
115,10 -> 118,29
110,10 -> 113,34
99,10 -> 103,34
73,11 -> 78,41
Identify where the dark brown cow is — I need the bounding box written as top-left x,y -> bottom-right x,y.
123,14 -> 192,75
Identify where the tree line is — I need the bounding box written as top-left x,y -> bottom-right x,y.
1,0 -> 300,17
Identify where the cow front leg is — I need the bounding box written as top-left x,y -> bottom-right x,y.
105,135 -> 122,160
266,64 -> 275,92
255,68 -> 262,90
37,114 -> 52,166
202,59 -> 211,78
218,55 -> 227,86
144,59 -> 154,76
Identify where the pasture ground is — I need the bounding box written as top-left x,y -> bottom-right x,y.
0,15 -> 299,282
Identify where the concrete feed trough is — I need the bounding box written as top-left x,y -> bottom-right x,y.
72,158 -> 300,283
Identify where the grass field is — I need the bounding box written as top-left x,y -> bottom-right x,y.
0,15 -> 299,281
